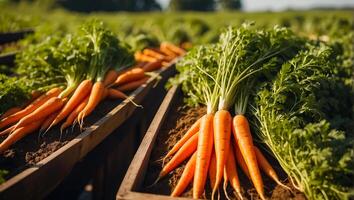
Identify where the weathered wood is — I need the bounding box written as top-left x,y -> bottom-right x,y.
117,86 -> 183,200
0,52 -> 17,66
0,64 -> 175,200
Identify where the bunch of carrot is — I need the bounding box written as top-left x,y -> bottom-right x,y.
160,111 -> 288,199
0,21 -> 186,154
107,42 -> 186,93
158,25 -> 292,199
133,42 -> 186,71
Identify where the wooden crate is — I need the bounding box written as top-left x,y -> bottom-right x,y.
0,64 -> 176,200
0,29 -> 34,44
117,86 -> 191,200
0,52 -> 17,66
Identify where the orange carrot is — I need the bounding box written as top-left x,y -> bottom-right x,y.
60,95 -> 89,132
14,97 -> 66,129
161,42 -> 186,56
142,60 -> 163,72
254,146 -> 290,189
233,142 -> 250,179
193,114 -> 214,199
0,107 -> 22,120
113,68 -> 146,86
117,77 -> 149,92
135,51 -> 158,63
224,143 -> 243,200
164,118 -> 201,161
143,49 -> 165,60
39,111 -> 59,133
103,69 -> 119,86
159,133 -> 198,178
30,90 -> 42,100
160,44 -> 178,57
107,89 -> 128,99
0,88 -> 61,129
0,125 -> 15,136
209,150 -> 217,190
48,80 -> 92,130
78,82 -> 105,124
171,152 -> 197,197
0,119 -> 44,153
233,115 -> 265,200
212,110 -> 232,195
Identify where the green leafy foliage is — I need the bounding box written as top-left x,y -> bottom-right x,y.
254,44 -> 354,200
0,74 -> 31,114
81,20 -> 134,81
169,44 -> 219,112
15,35 -> 65,92
126,33 -> 160,52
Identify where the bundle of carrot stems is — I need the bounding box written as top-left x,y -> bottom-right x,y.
0,21 -> 186,154
158,25 -> 297,199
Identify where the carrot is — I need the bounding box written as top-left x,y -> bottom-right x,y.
160,45 -> 178,58
142,60 -> 163,72
193,114 -> 214,199
224,143 -> 243,200
102,87 -> 109,100
48,80 -> 92,130
0,125 -> 15,136
39,111 -> 59,133
0,87 -> 61,129
0,119 -> 44,153
164,118 -> 201,162
0,107 -> 22,120
103,69 -> 119,86
161,42 -> 186,56
159,133 -> 198,179
14,97 -> 67,129
30,90 -> 42,100
107,89 -> 128,99
60,95 -> 89,132
143,49 -> 165,60
161,61 -> 171,68
112,68 -> 145,86
233,142 -> 250,179
78,82 -> 105,124
212,110 -> 232,196
171,152 -> 197,197
117,77 -> 149,92
209,150 -> 217,190
0,91 -> 42,120
134,51 -> 158,63
233,115 -> 265,200
254,146 -> 290,190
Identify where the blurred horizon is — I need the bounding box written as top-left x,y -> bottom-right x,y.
157,0 -> 354,11
1,0 -> 354,12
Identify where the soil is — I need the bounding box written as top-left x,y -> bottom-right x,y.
0,98 -> 124,180
140,96 -> 306,200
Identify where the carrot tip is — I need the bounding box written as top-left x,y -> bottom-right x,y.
223,182 -> 231,200
147,175 -> 162,188
235,191 -> 244,200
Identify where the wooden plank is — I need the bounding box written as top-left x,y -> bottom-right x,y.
0,52 -> 17,66
0,29 -> 34,44
0,64 -> 175,200
123,191 -> 190,200
117,85 -> 180,199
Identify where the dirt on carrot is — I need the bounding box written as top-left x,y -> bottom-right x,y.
140,97 -> 305,200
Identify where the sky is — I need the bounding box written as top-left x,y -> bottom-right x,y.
156,0 -> 354,11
